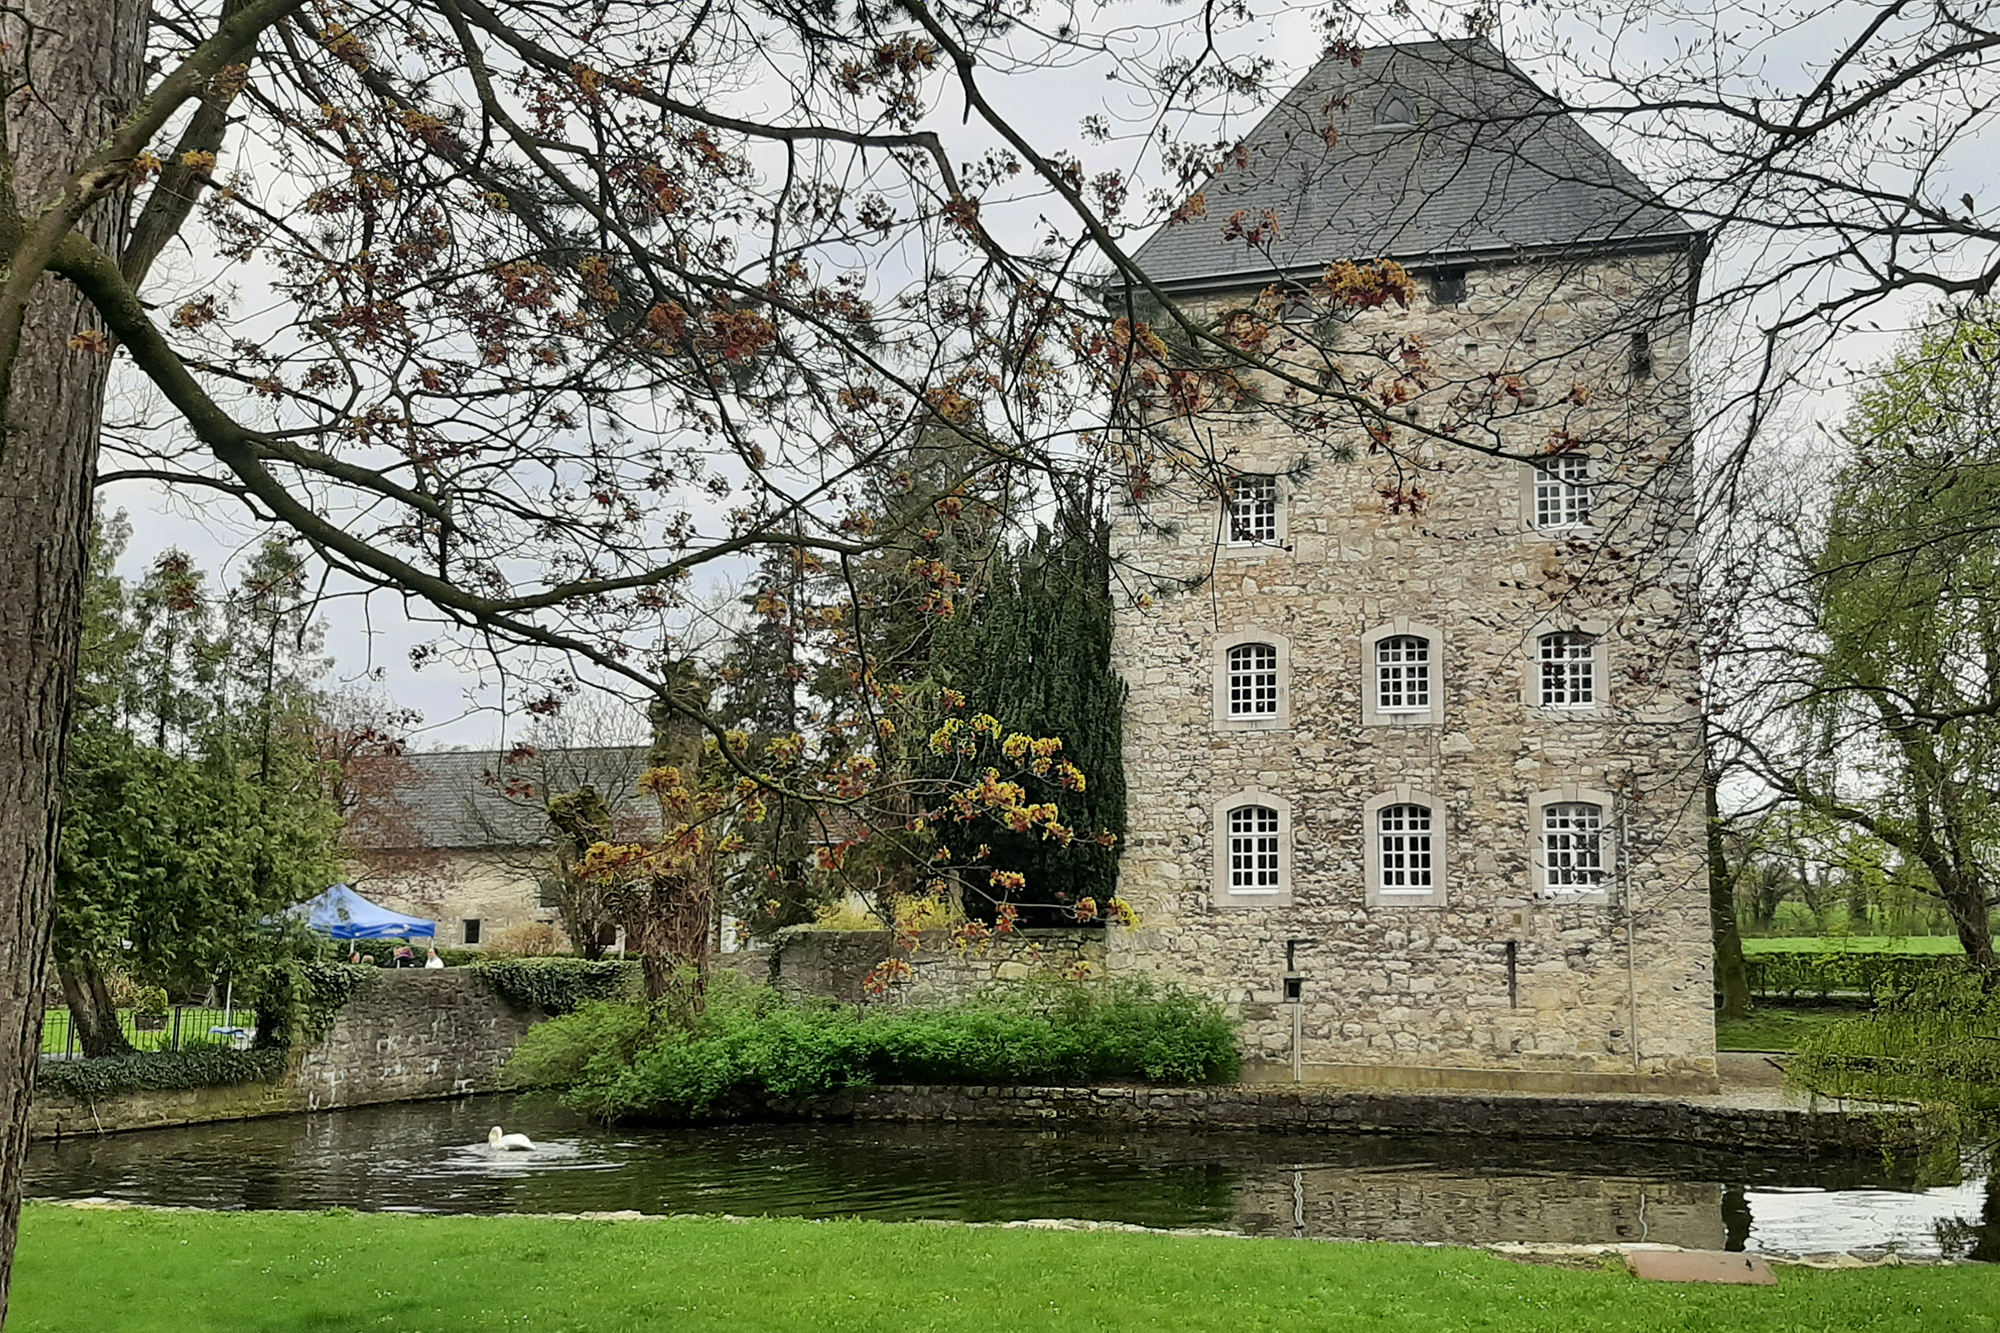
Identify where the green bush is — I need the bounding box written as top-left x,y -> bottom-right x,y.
509,975 -> 1239,1121
39,1046 -> 285,1100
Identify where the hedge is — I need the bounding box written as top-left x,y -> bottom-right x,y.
1745,949 -> 1966,1000
38,1047 -> 285,1101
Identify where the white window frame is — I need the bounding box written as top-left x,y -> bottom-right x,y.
1520,619 -> 1609,716
1526,452 -> 1593,532
1212,630 -> 1292,731
1222,471 -> 1287,553
1364,787 -> 1445,907
1528,786 -> 1616,904
1212,790 -> 1293,908
1360,620 -> 1446,727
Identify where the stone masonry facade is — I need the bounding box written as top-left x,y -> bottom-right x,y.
1105,248 -> 1715,1092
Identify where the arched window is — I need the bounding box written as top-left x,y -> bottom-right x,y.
1228,472 -> 1279,545
1213,631 -> 1291,730
1538,632 -> 1596,708
1364,787 -> 1446,906
1213,791 -> 1291,907
1377,804 -> 1434,894
1226,643 -> 1280,717
1532,453 -> 1591,529
1376,635 -> 1431,713
1227,805 -> 1282,894
1542,802 -> 1606,893
1361,621 -> 1445,727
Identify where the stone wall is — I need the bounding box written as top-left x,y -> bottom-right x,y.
794,1083 -> 1891,1153
31,969 -> 539,1138
751,928 -> 1108,1006
1108,250 -> 1716,1091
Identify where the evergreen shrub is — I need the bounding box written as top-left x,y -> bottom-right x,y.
508,974 -> 1239,1121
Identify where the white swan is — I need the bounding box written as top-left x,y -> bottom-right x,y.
488,1126 -> 536,1151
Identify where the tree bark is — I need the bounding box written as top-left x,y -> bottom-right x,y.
1705,780 -> 1754,1021
53,955 -> 134,1058
0,1 -> 148,1322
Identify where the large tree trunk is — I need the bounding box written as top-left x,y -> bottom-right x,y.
53,955 -> 135,1058
0,1 -> 147,1322
1706,781 -> 1754,1020
1933,865 -> 1996,970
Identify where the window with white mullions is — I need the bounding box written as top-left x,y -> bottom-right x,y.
1539,632 -> 1596,707
1533,453 -> 1591,529
1228,473 -> 1278,544
1226,643 -> 1280,716
1541,802 -> 1605,893
1376,635 -> 1431,713
1227,805 -> 1282,894
1377,804 -> 1434,894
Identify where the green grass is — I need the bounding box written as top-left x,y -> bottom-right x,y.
1742,936 -> 1965,955
12,1205 -> 1997,1333
38,1007 -> 234,1054
1717,1007 -> 1866,1052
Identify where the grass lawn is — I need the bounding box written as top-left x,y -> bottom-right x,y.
12,1205 -> 1996,1333
1741,937 -> 1964,955
1716,1007 -> 1868,1052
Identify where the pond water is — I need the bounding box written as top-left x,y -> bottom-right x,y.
23,1094 -> 1997,1260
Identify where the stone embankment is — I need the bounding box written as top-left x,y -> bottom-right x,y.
31,970 -> 537,1140
787,1082 -> 1902,1152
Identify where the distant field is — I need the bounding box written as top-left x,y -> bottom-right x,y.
1740,936 -> 1964,955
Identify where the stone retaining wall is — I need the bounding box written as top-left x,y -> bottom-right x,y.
749,928 -> 1107,1005
32,969 -> 538,1139
788,1083 -> 1895,1152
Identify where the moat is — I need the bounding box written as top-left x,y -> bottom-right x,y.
22,1094 -> 1996,1259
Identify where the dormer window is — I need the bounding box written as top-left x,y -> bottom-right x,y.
1375,90 -> 1419,127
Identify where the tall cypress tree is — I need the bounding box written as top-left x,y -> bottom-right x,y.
930,489 -> 1127,925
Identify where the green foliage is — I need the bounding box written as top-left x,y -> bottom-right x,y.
1790,971 -> 2000,1125
37,1046 -> 285,1100
474,958 -> 633,1015
511,976 -> 1238,1121
57,516 -> 345,1049
1797,303 -> 2000,964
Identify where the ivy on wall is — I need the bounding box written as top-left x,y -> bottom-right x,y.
39,1047 -> 285,1101
474,959 -> 632,1015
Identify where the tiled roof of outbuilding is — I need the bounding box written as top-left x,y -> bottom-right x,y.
1126,38 -> 1697,291
343,746 -> 655,851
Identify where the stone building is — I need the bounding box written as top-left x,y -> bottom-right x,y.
342,746 -> 651,950
1104,39 -> 1714,1091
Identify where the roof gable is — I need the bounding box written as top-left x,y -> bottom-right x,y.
343,745 -> 657,852
1127,38 -> 1695,290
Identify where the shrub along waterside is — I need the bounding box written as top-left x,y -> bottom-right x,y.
506,973 -> 1239,1120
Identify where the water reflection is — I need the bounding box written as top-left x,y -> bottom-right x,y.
21,1094 -> 1996,1259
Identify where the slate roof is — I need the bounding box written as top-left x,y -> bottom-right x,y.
1126,38 -> 1697,290
344,746 -> 656,851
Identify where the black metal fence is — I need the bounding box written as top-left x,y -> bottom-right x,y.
39,1005 -> 247,1058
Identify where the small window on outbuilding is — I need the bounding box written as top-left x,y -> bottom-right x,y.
1374,90 -> 1419,126
462,918 -> 483,946
1432,267 -> 1467,306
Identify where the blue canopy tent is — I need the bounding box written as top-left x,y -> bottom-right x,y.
294,884 -> 437,940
